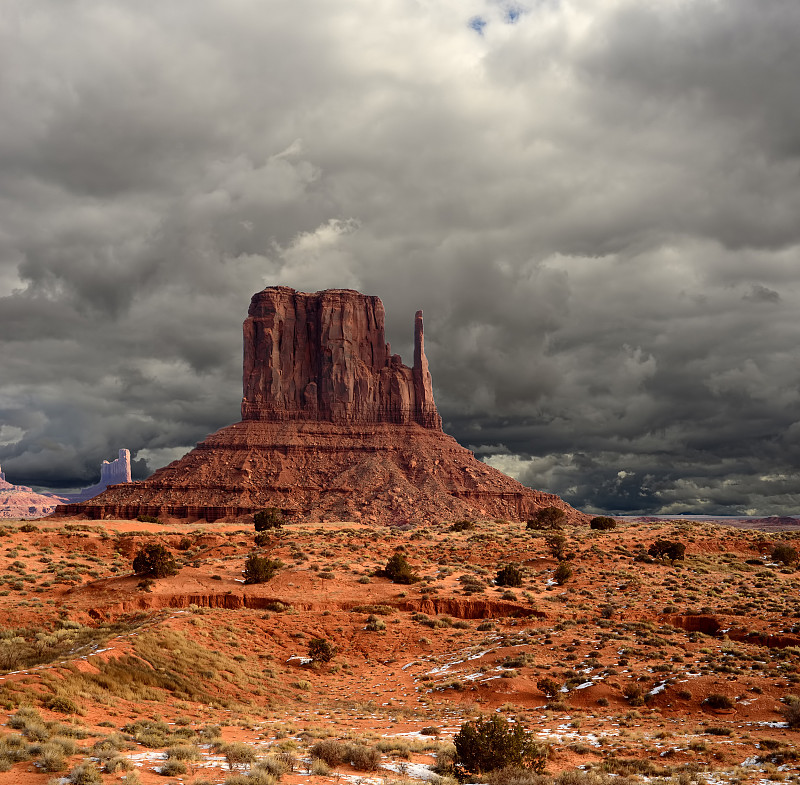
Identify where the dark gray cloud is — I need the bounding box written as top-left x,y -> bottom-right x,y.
1,0 -> 799,513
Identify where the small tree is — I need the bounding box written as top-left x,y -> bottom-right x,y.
526,506 -> 565,530
495,564 -> 523,587
453,715 -> 548,776
132,544 -> 178,578
308,637 -> 335,663
254,507 -> 285,531
243,554 -> 282,584
546,534 -> 568,560
590,516 -> 617,530
648,540 -> 686,561
554,561 -> 573,585
383,552 -> 420,584
772,543 -> 798,566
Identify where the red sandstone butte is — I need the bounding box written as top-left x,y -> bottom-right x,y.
56,287 -> 586,525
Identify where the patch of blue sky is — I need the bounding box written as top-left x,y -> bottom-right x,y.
468,15 -> 488,35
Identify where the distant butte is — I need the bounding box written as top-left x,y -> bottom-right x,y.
56,287 -> 586,524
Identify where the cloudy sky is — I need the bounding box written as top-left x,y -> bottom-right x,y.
2,0 -> 800,515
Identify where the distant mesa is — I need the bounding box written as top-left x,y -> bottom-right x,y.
0,464 -> 67,520
62,449 -> 133,503
56,287 -> 586,524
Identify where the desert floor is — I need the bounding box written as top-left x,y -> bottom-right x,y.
0,515 -> 797,784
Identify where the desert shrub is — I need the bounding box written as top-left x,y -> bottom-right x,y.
254,532 -> 274,547
647,540 -> 686,561
136,515 -> 162,524
365,615 -> 386,632
622,684 -> 645,706
449,520 -> 476,532
243,554 -> 282,584
554,561 -> 573,585
166,744 -> 201,760
495,564 -> 523,587
132,544 -> 178,578
704,693 -> 734,710
346,743 -> 381,771
160,758 -> 188,776
487,765 -> 549,785
536,677 -> 561,698
38,741 -> 67,772
454,716 -> 547,776
546,535 -> 573,560
254,508 -> 285,531
46,694 -> 80,714
224,742 -> 257,770
256,753 -> 290,777
310,739 -> 347,767
19,523 -> 39,533
782,695 -> 800,728
68,761 -> 103,785
590,517 -> 616,531
383,552 -> 420,584
772,544 -> 799,565
421,726 -> 440,736
308,638 -> 335,663
527,507 -> 565,530
310,757 -> 331,775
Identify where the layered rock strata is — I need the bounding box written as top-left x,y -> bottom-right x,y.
56,287 -> 584,524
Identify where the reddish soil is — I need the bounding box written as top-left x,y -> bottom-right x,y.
0,516 -> 797,784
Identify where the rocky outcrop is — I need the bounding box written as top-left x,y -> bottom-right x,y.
63,449 -> 132,503
241,287 -> 441,429
0,466 -> 67,519
55,287 -> 586,525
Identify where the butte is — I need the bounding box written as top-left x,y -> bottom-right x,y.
57,287 -> 585,525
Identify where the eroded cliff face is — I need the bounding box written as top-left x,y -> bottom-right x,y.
241,287 -> 441,429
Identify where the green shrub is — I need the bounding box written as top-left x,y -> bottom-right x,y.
553,561 -> 573,585
383,552 -> 420,584
648,540 -> 686,561
254,508 -> 285,531
243,555 -> 282,584
526,507 -> 565,530
453,715 -> 548,776
308,638 -> 335,663
449,520 -> 476,532
772,544 -> 799,566
136,515 -> 162,524
590,516 -> 616,530
132,544 -> 178,578
495,565 -> 523,588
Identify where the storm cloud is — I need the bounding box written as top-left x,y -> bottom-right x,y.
1,0 -> 799,514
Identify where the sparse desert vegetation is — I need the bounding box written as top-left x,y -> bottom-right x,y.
0,515 -> 796,784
